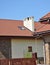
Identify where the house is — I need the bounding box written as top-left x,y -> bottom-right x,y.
0,12 -> 50,65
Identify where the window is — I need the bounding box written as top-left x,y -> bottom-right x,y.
18,26 -> 26,30
28,46 -> 32,52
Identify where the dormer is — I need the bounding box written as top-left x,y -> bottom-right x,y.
39,12 -> 50,24
39,17 -> 50,24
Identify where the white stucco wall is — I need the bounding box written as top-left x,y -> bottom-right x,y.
11,38 -> 44,58
24,17 -> 34,32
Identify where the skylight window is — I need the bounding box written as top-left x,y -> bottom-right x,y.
18,26 -> 26,30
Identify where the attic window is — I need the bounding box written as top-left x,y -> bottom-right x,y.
18,26 -> 26,30
39,19 -> 47,22
39,17 -> 50,23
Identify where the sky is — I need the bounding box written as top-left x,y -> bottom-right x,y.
0,0 -> 50,21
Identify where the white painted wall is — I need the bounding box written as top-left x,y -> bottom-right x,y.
11,38 -> 44,58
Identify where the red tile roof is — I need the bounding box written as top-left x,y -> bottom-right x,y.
0,19 -> 33,36
40,12 -> 50,19
34,22 -> 50,32
0,19 -> 50,37
0,12 -> 50,37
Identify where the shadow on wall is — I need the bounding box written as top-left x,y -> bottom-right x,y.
0,52 -> 6,59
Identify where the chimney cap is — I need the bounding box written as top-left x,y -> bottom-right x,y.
23,16 -> 34,21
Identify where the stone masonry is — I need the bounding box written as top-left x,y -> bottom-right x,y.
0,38 -> 11,59
45,43 -> 50,65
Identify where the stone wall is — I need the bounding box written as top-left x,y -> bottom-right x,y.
45,43 -> 50,65
43,35 -> 50,65
0,37 -> 11,59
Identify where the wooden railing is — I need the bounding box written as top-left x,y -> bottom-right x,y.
10,58 -> 36,65
0,58 -> 36,65
0,59 -> 9,65
0,53 -> 37,65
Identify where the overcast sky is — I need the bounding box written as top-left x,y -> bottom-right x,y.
0,0 -> 50,21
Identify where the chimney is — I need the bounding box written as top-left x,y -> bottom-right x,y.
23,16 -> 34,32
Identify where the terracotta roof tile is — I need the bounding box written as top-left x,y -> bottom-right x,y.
0,18 -> 50,36
36,12 -> 50,33
0,19 -> 33,36
35,22 -> 50,32
40,12 -> 50,19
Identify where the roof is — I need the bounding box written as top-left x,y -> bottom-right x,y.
0,19 -> 50,37
35,22 -> 50,32
0,19 -> 33,36
0,12 -> 50,37
40,12 -> 50,19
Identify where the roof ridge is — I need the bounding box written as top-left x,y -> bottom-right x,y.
0,19 -> 23,21
36,24 -> 46,31
40,12 -> 50,19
